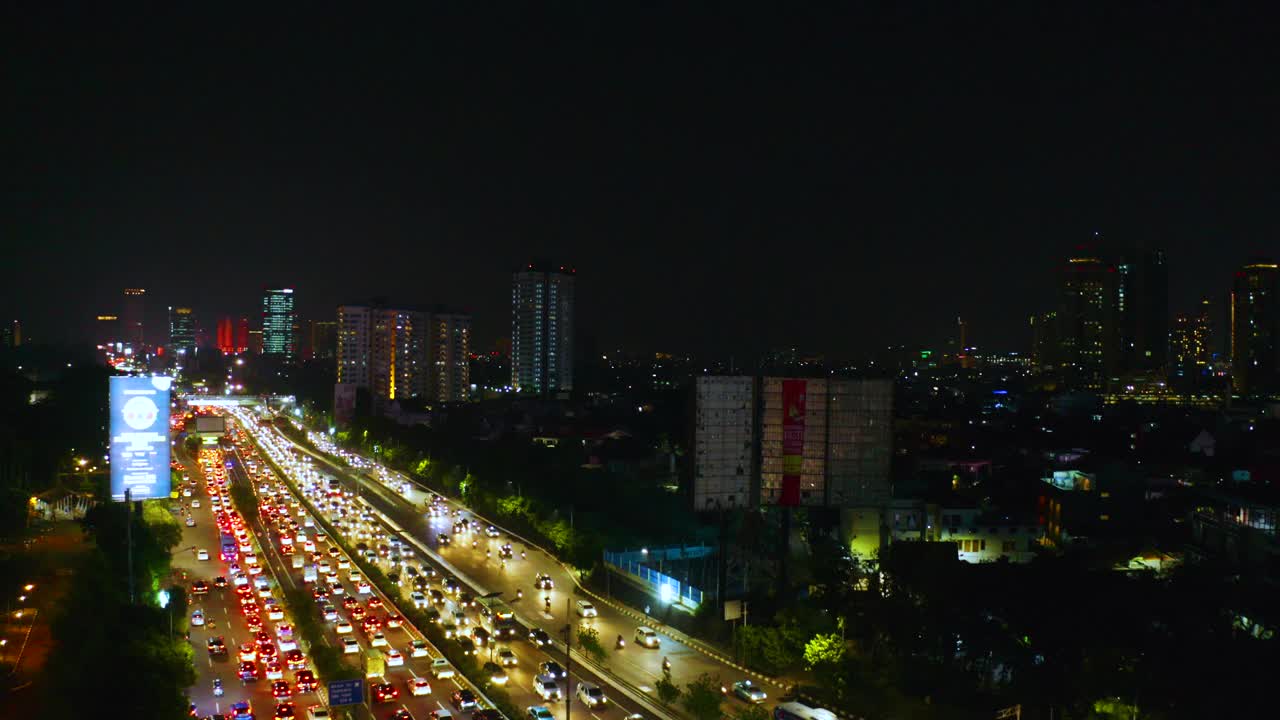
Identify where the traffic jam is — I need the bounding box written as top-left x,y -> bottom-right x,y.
226,408 -> 649,720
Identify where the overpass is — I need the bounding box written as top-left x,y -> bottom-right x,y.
178,394 -> 296,407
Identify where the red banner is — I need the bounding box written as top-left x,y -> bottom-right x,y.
780,379 -> 806,506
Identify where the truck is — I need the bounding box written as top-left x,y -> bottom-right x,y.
364,648 -> 385,679
303,564 -> 318,583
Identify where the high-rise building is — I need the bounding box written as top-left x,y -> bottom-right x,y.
1057,250 -> 1115,388
337,304 -> 430,407
236,317 -> 250,354
1171,298 -> 1213,385
308,320 -> 337,361
1115,247 -> 1169,374
511,263 -> 575,397
122,288 -> 146,348
1231,259 -> 1280,397
337,306 -> 372,388
2,319 -> 21,348
691,376 -> 894,510
430,312 -> 471,402
216,317 -> 235,354
262,288 -> 296,360
248,329 -> 263,355
168,306 -> 196,355
1030,311 -> 1059,372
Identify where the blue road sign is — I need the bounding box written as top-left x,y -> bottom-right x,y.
328,678 -> 363,706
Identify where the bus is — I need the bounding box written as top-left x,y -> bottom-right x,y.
773,702 -> 838,720
327,478 -> 342,498
219,534 -> 237,562
477,596 -> 517,641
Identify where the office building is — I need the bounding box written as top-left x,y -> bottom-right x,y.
236,317 -> 250,353
691,376 -> 757,511
95,315 -> 120,349
262,288 -> 296,360
1231,259 -> 1280,397
430,312 -> 472,402
511,263 -> 575,397
248,329 -> 263,355
216,317 -> 235,354
308,320 -> 337,361
1171,299 -> 1213,385
1,320 -> 19,349
1030,311 -> 1059,372
122,288 -> 146,348
168,307 -> 196,355
1115,247 -> 1169,374
1057,250 -> 1115,388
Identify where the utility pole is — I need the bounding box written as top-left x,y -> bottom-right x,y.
126,487 -> 135,604
564,597 -> 573,720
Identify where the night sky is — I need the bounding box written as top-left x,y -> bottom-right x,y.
4,4 -> 1279,357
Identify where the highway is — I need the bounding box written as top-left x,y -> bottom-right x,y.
225,413 -> 654,720
235,410 -> 780,718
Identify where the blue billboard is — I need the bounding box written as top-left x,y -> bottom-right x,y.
109,376 -> 172,501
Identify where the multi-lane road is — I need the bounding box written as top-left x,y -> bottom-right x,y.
222,412 -> 659,720
232,410 -> 778,719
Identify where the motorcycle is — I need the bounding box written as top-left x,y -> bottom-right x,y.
663,657 -> 671,671
213,679 -> 224,697
516,589 -> 523,600
616,635 -> 626,649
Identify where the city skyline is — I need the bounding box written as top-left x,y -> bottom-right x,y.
6,6 -> 1280,356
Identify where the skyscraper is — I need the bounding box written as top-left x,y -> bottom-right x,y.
1231,259 -> 1279,397
122,288 -> 146,348
1030,311 -> 1059,372
168,306 -> 196,355
1057,248 -> 1116,388
236,316 -> 250,354
511,263 -> 575,397
308,320 -> 337,361
1115,247 -> 1169,374
1171,298 -> 1213,386
430,312 -> 472,402
262,288 -> 296,360
2,320 -> 22,348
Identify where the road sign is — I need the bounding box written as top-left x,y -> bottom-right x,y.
328,678 -> 363,706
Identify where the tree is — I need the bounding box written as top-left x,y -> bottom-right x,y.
655,667 -> 682,707
577,625 -> 607,664
804,632 -> 847,669
734,704 -> 773,720
681,673 -> 724,720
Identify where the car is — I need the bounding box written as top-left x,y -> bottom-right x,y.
458,592 -> 475,609
527,706 -> 555,720
207,636 -> 227,656
410,639 -> 430,657
274,701 -> 296,718
451,690 -> 477,711
272,680 -> 292,699
731,679 -> 768,704
214,576 -> 228,588
366,596 -> 383,611
191,609 -> 206,626
538,661 -> 566,680
532,675 -> 561,701
294,669 -> 318,692
186,516 -> 196,528
370,632 -> 388,647
390,711 -> 416,720
455,637 -> 475,655
342,637 -> 359,654
452,611 -> 468,627
528,629 -> 550,647
386,648 -> 404,666
268,604 -> 285,621
356,582 -> 371,594
577,682 -> 607,708
471,627 -> 490,647
238,661 -> 259,680
441,621 -> 458,639
430,658 -> 455,679
330,583 -> 344,596
192,499 -> 202,508
575,600 -> 597,618
239,644 -> 258,662
408,676 -> 432,696
385,613 -> 403,628
486,525 -> 500,538
497,648 -> 517,666
472,711 -> 503,720
322,604 -> 338,622
372,683 -> 399,703
197,549 -> 210,561
635,626 -> 660,648
335,619 -> 352,634
258,643 -> 279,661
278,636 -> 298,652
483,661 -> 508,685
350,606 -> 367,622
534,574 -> 553,590
305,706 -> 330,720
231,701 -> 255,719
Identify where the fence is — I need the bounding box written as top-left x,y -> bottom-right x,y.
604,547 -> 709,608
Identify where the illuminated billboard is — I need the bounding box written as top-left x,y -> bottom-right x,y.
110,376 -> 172,501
